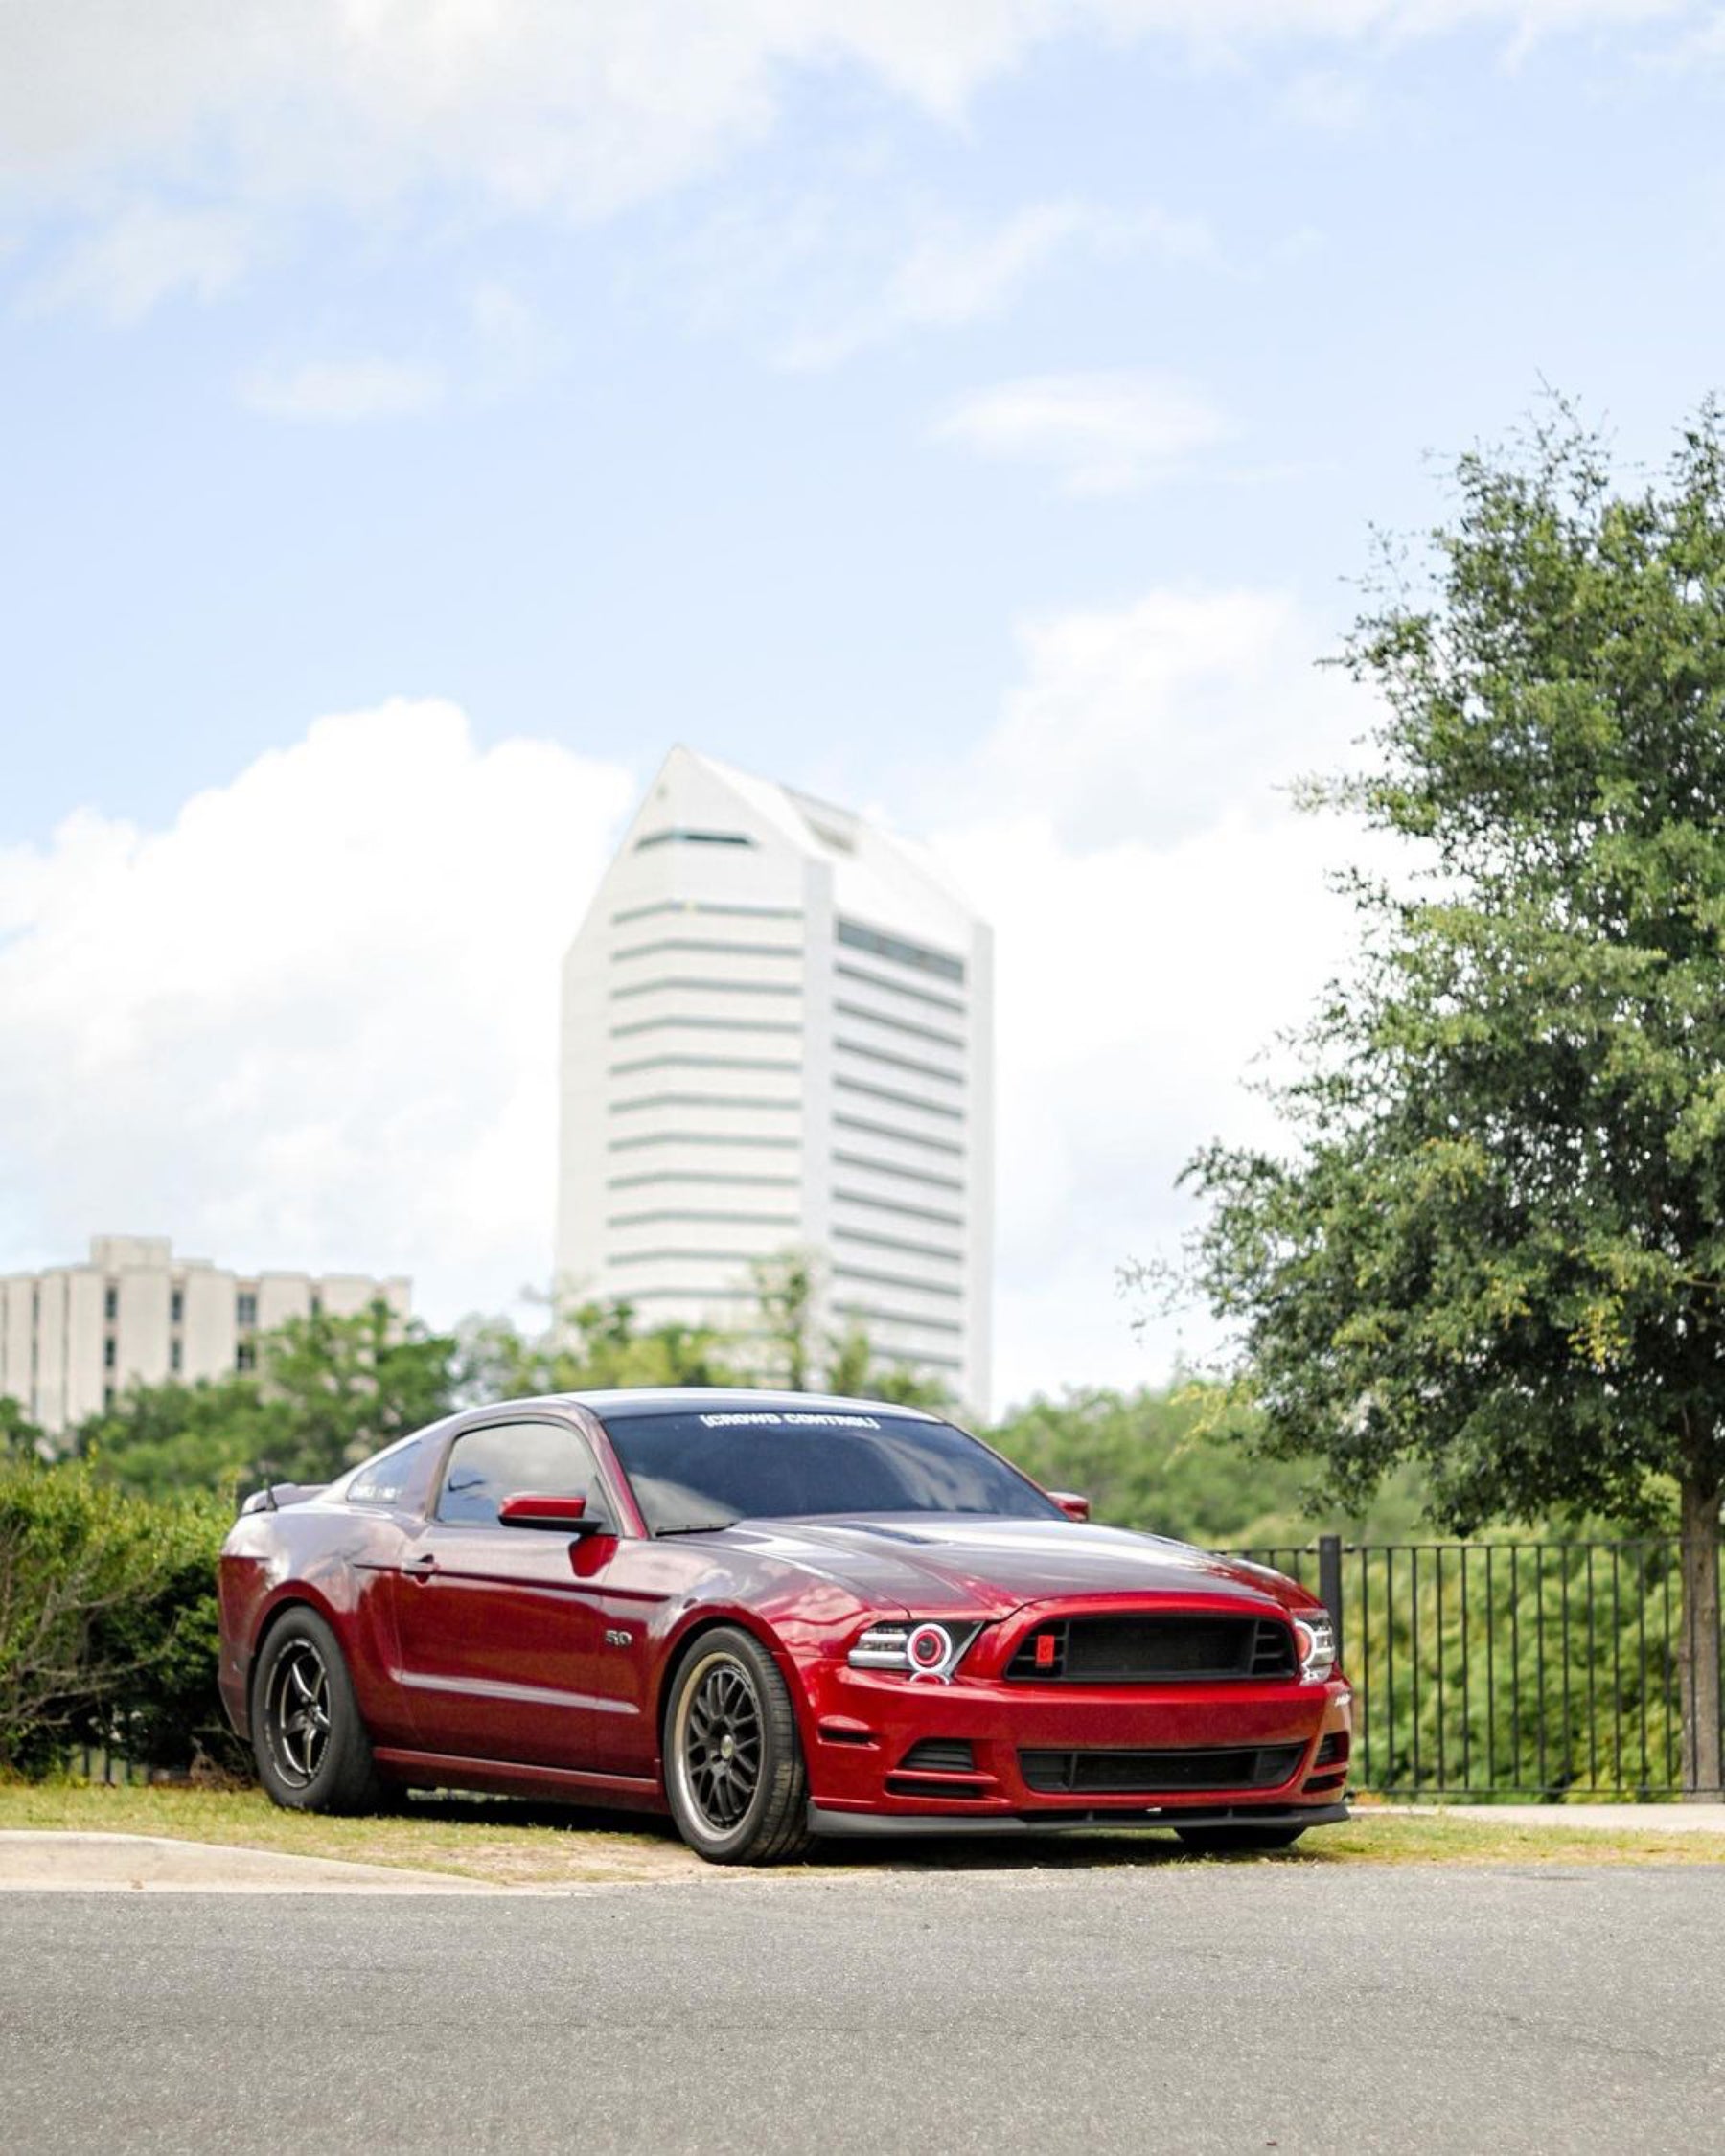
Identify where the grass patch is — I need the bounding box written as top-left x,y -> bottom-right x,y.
7,1779 -> 1725,1878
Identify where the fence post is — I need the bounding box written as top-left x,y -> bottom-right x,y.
1319,1533 -> 1345,1670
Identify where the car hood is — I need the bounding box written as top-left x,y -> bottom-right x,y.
709,1514 -> 1307,1620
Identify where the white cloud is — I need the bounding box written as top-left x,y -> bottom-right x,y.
922,584 -> 1377,1405
935,803 -> 1356,1408
23,202 -> 254,322
937,370 -> 1230,493
0,3 -> 1702,239
240,355 -> 447,422
971,586 -> 1365,847
0,703 -> 636,1321
780,203 -> 1213,369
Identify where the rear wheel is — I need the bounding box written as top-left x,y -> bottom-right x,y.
1175,1824 -> 1306,1855
252,1607 -> 384,1814
664,1627 -> 812,1865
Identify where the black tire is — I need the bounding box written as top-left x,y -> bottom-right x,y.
251,1607 -> 385,1814
1175,1824 -> 1307,1856
663,1626 -> 812,1865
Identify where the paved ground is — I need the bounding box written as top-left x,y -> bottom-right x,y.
5,1864 -> 1723,2154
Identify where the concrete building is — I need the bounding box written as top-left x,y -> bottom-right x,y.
556,747 -> 994,1411
0,1235 -> 412,1437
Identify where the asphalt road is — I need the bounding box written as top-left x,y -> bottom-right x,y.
4,1862 -> 1723,2153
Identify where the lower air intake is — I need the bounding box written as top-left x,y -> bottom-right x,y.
1019,1745 -> 1305,1795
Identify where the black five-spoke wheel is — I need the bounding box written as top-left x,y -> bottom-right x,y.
264,1638 -> 333,1787
250,1607 -> 384,1814
664,1626 -> 812,1865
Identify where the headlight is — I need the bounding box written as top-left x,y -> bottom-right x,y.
1293,1610 -> 1337,1684
847,1619 -> 978,1681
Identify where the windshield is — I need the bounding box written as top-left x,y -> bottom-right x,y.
598,1407 -> 1063,1535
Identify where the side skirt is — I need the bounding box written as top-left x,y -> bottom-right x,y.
373,1747 -> 667,1813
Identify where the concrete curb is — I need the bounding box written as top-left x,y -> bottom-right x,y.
1368,1802 -> 1725,1833
0,1830 -> 561,1894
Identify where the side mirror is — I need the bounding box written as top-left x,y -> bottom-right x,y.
498,1492 -> 610,1535
1049,1491 -> 1091,1523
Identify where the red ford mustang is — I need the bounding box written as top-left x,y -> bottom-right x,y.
218,1388 -> 1351,1864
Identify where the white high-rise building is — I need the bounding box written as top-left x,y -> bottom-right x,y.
0,1235 -> 412,1438
556,748 -> 993,1411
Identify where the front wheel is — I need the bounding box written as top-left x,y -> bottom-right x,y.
1175,1824 -> 1306,1855
663,1627 -> 812,1865
251,1607 -> 384,1814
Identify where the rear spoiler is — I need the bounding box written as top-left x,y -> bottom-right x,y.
240,1481 -> 330,1516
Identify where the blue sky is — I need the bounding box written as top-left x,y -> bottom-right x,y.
3,3 -> 1722,1407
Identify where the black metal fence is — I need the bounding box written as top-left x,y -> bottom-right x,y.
1234,1536 -> 1725,1800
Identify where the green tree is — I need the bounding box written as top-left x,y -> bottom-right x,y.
464,1297 -> 737,1396
261,1300 -> 463,1482
750,1250 -> 952,1405
1163,403 -> 1725,1793
0,1397 -> 47,1464
74,1375 -> 281,1502
986,1384 -> 1426,1548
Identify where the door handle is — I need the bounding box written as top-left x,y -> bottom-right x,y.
404,1551 -> 438,1581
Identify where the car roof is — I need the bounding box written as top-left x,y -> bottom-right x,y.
548,1387 -> 945,1424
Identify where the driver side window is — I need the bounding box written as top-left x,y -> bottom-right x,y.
436,1420 -> 602,1526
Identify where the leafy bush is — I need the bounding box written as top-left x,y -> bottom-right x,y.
0,1461 -> 242,1778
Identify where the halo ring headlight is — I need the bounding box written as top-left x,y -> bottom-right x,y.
905,1622 -> 955,1679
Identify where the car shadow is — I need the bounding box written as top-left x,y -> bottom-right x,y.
393,1791 -> 1315,1869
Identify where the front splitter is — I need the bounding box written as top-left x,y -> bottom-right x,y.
806,1800 -> 1350,1838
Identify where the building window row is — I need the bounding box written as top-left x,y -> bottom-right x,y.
835,1037 -> 964,1089
834,1075 -> 964,1124
833,1225 -> 964,1267
833,999 -> 965,1053
610,1014 -> 801,1040
632,827 -> 756,852
608,1130 -> 800,1154
609,1052 -> 803,1079
610,1091 -> 802,1118
609,1249 -> 784,1269
610,899 -> 802,927
611,935 -> 802,966
606,1208 -> 802,1231
834,959 -> 965,1019
610,975 -> 801,1003
831,1146 -> 964,1192
609,1169 -> 800,1192
831,1181 -> 965,1227
836,917 -> 966,985
833,1262 -> 963,1301
832,1113 -> 964,1162
831,1297 -> 964,1337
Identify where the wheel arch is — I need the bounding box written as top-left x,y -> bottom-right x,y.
654,1611 -> 802,1769
243,1587 -> 344,1720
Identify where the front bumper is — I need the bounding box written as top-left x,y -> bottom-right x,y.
799,1660 -> 1353,1823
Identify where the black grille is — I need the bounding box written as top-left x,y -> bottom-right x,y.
1313,1732 -> 1348,1768
1006,1616 -> 1297,1683
1019,1745 -> 1305,1795
899,1739 -> 977,1774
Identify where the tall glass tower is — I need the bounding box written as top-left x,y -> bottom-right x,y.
555,747 -> 993,1412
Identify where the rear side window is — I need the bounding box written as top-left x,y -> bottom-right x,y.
435,1420 -> 603,1526
347,1433 -> 435,1512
